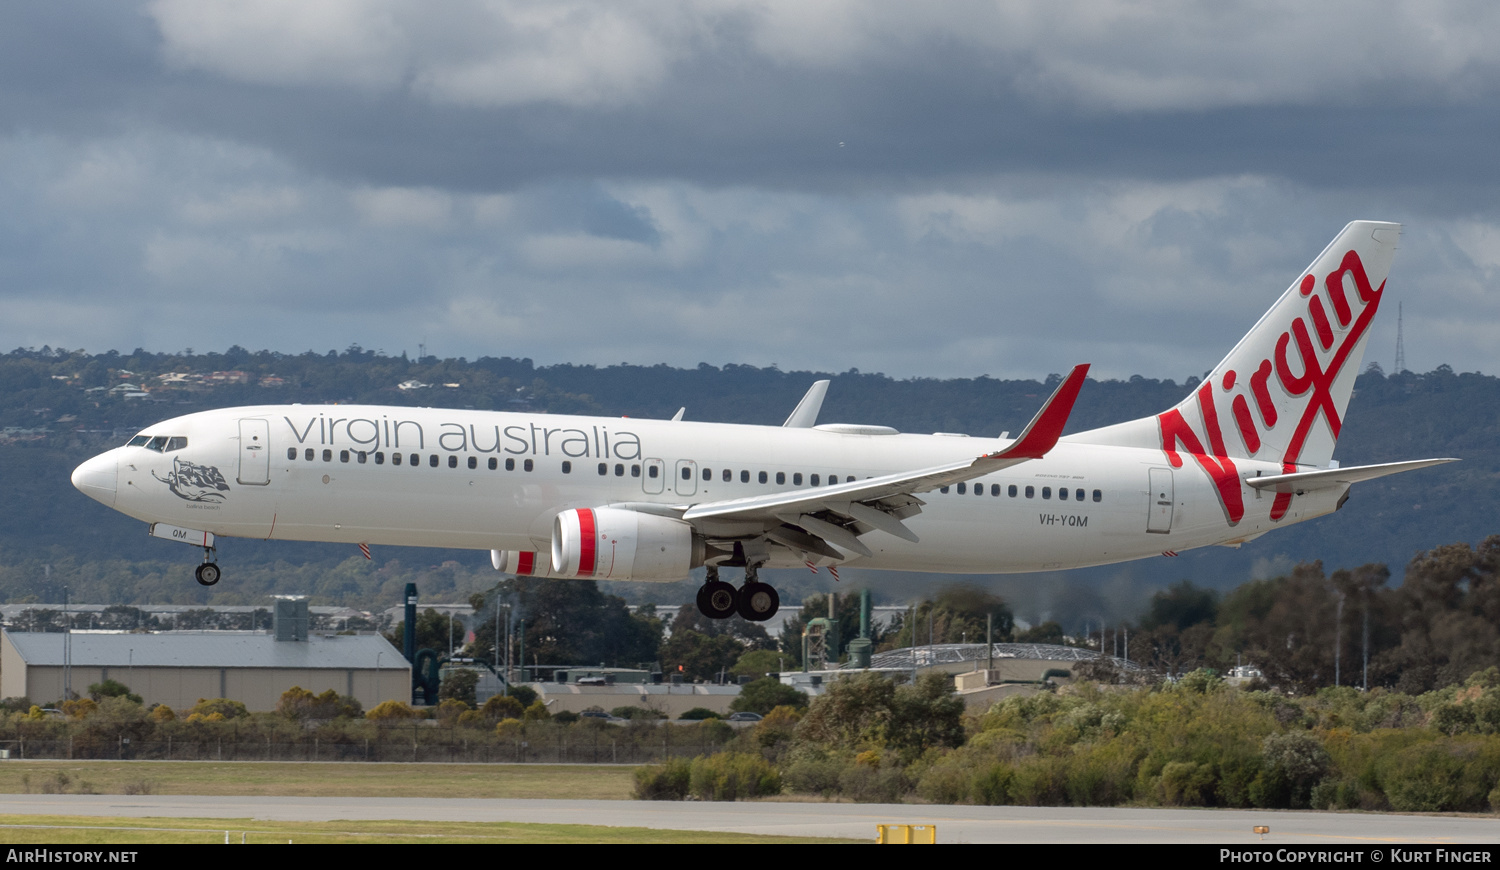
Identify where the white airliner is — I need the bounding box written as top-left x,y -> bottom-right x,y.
72,221 -> 1453,621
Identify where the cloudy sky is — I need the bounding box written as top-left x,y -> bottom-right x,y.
3,1 -> 1499,381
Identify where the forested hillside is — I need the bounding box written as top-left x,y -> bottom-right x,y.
3,346 -> 1494,626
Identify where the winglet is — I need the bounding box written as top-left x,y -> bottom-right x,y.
783,380 -> 830,428
991,364 -> 1089,459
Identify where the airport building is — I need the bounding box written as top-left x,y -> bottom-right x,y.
0,600 -> 407,712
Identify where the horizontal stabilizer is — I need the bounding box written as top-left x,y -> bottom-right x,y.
1246,458 -> 1457,494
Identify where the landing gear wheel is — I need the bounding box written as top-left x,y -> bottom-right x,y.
738,582 -> 780,622
195,562 -> 221,587
697,580 -> 738,619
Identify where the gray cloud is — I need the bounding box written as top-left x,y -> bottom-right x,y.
0,2 -> 1495,383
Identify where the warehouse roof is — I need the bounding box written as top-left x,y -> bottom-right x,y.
3,630 -> 403,670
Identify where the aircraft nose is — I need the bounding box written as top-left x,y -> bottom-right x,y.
72,451 -> 118,508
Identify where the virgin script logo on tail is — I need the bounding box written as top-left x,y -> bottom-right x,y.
1157,250 -> 1384,525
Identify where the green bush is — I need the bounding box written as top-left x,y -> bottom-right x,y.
688,752 -> 781,801
633,757 -> 691,800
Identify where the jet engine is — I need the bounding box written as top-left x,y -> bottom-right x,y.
551,507 -> 701,582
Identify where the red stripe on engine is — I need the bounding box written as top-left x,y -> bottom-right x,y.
517,551 -> 535,575
577,509 -> 597,576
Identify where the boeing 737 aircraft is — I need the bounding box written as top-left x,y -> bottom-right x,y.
71,221 -> 1453,621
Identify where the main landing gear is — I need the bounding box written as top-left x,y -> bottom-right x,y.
696,565 -> 780,622
195,545 -> 221,587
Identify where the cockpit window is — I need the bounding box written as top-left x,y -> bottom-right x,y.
127,435 -> 150,447
140,436 -> 188,453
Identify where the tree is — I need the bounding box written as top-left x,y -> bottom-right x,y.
439,669 -> 479,707
731,648 -> 787,679
882,585 -> 1013,650
668,604 -> 773,649
277,686 -> 363,720
730,677 -> 808,714
481,694 -> 523,720
367,700 -> 420,720
385,608 -> 464,656
190,698 -> 247,719
468,578 -> 661,667
795,672 -> 898,750
887,672 -> 965,756
87,679 -> 141,705
659,629 -> 743,682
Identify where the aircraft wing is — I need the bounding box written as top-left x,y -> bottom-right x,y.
679,365 -> 1089,557
1245,458 -> 1458,494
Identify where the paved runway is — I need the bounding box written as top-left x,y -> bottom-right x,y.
0,795 -> 1495,844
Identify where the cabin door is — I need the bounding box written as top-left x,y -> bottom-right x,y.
1146,467 -> 1174,533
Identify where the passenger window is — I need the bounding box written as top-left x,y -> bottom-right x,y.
409,454 -> 418,467
758,471 -> 768,484
991,484 -> 1000,496
488,458 -> 497,470
1025,486 -> 1034,498
957,482 -> 966,494
631,464 -> 640,477
1009,485 -> 1017,497
429,454 -> 439,468
323,449 -> 332,462
741,470 -> 750,483
304,448 -> 314,461
287,448 -> 296,460
467,456 -> 477,469
447,455 -> 457,468
793,473 -> 803,485
393,453 -> 403,466
723,469 -> 731,482
1093,489 -> 1102,502
524,459 -> 534,472
1043,487 -> 1051,499
940,485 -> 950,494
1076,488 -> 1085,501
340,450 -> 350,463
811,474 -> 820,486
681,467 -> 691,480
358,451 -> 368,464
614,463 -> 624,476
506,458 -> 516,471
562,461 -> 572,474
1059,488 -> 1068,501
598,462 -> 607,475
776,472 -> 786,485
703,468 -> 712,481
375,452 -> 385,465
976,485 -> 984,497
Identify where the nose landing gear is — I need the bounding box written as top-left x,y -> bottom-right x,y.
195,546 -> 221,587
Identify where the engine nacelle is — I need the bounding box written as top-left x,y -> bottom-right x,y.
551,507 -> 700,582
490,549 -> 565,578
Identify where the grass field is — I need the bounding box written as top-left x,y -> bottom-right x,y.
0,760 -> 636,800
0,815 -> 854,844
0,761 -> 861,843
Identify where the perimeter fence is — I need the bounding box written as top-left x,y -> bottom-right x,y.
0,720 -> 741,765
